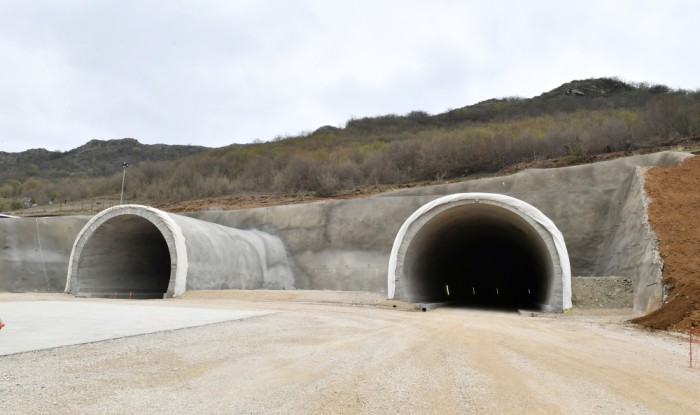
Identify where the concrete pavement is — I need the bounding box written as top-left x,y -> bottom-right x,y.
0,300 -> 274,356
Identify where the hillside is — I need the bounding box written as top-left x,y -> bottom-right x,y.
0,138 -> 206,182
1,77 -> 699,211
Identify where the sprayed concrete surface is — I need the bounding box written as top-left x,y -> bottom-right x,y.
0,216 -> 90,292
0,293 -> 698,414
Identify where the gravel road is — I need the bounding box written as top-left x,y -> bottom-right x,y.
1,293 -> 698,414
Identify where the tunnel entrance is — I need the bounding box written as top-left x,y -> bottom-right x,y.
72,214 -> 172,299
389,193 -> 571,312
411,206 -> 550,309
67,204 -> 296,299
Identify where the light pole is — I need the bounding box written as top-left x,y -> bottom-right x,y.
120,162 -> 129,204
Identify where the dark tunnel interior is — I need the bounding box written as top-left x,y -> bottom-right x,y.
404,205 -> 552,310
75,215 -> 172,299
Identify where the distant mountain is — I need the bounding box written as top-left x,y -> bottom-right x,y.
0,138 -> 207,182
343,77 -> 674,133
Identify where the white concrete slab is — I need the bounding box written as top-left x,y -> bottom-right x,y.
0,301 -> 274,355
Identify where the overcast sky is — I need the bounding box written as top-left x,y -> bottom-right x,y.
1,0 -> 698,153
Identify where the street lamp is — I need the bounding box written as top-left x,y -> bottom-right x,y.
120,162 -> 129,204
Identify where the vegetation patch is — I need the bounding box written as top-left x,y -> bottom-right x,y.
1,77 -> 699,210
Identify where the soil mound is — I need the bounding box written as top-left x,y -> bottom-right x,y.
632,155 -> 700,331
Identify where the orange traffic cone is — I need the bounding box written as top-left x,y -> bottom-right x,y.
0,319 -> 4,330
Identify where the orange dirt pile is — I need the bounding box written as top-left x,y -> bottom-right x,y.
632,155 -> 700,331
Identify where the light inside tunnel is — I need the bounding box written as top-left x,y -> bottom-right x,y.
405,204 -> 551,309
74,214 -> 172,298
389,193 -> 570,312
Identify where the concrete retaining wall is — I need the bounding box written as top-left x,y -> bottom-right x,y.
0,216 -> 90,292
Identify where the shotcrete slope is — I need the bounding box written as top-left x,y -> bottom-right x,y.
192,151 -> 690,312
0,217 -> 90,292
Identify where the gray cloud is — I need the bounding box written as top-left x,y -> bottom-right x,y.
1,0 -> 698,152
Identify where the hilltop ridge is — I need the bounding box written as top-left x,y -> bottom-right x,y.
0,138 -> 206,183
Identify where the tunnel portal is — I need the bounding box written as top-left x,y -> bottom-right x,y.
66,204 -> 297,300
65,206 -> 186,299
389,193 -> 571,312
73,214 -> 172,298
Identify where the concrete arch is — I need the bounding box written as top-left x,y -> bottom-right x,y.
388,193 -> 571,311
65,205 -> 294,298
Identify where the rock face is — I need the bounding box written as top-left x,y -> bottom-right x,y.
542,77 -> 634,99
571,276 -> 633,308
565,88 -> 585,96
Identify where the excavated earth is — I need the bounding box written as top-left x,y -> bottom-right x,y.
633,155 -> 700,331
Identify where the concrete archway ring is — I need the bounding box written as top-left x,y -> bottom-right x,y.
388,193 -> 571,311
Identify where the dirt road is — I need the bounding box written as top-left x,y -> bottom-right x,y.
1,295 -> 698,414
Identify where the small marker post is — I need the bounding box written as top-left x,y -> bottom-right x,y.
690,327 -> 700,369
